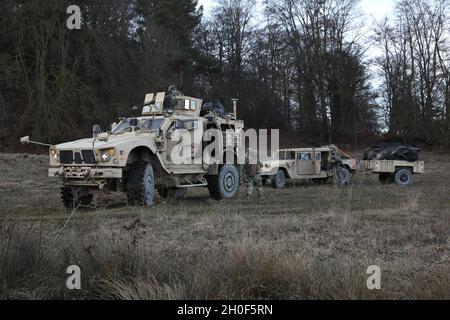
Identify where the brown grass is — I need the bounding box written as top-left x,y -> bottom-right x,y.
0,152 -> 449,299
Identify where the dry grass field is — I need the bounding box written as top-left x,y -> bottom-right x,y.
0,151 -> 449,299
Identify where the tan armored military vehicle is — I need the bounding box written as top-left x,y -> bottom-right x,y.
21,88 -> 244,208
260,145 -> 351,189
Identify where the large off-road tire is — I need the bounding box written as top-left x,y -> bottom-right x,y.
60,186 -> 93,209
126,161 -> 155,207
207,164 -> 239,200
158,187 -> 187,199
271,169 -> 286,189
394,169 -> 413,187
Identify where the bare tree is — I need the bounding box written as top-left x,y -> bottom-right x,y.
376,0 -> 449,143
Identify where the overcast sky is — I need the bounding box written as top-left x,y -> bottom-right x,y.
197,0 -> 396,22
197,0 -> 397,88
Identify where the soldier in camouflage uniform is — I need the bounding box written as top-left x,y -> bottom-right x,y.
243,149 -> 263,199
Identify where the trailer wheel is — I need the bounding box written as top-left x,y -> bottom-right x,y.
394,169 -> 413,186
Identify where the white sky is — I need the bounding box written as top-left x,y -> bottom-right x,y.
197,0 -> 396,22
197,0 -> 397,86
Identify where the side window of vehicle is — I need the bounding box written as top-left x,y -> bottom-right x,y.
298,153 -> 312,161
190,100 -> 197,111
183,119 -> 198,130
288,151 -> 296,160
168,120 -> 184,132
279,151 -> 286,160
315,152 -> 321,161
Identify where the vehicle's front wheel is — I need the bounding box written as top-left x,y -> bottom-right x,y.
126,161 -> 155,206
61,186 -> 93,209
207,164 -> 239,200
271,169 -> 286,189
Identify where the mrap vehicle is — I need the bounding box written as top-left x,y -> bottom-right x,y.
260,146 -> 351,189
21,87 -> 244,208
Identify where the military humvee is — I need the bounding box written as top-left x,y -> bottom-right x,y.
260,145 -> 351,189
21,88 -> 244,208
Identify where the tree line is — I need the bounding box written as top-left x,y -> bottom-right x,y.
0,0 -> 449,150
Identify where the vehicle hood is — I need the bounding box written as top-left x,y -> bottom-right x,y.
56,133 -> 156,150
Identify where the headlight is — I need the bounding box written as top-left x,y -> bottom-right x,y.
50,148 -> 58,160
100,148 -> 115,163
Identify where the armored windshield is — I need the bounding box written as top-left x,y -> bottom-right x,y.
111,118 -> 164,134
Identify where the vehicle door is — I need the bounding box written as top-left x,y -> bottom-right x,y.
166,119 -> 190,165
297,152 -> 315,175
314,152 -> 321,175
183,118 -> 204,166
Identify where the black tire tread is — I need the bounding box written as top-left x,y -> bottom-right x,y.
206,175 -> 222,200
60,186 -> 92,209
126,161 -> 148,206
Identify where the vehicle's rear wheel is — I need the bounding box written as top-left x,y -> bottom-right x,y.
61,186 -> 93,209
207,164 -> 239,200
271,169 -> 286,189
126,161 -> 155,206
394,169 -> 413,186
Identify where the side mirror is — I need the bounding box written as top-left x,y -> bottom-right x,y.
20,136 -> 30,144
92,124 -> 102,138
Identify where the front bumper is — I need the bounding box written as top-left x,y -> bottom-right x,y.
49,166 -> 122,188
